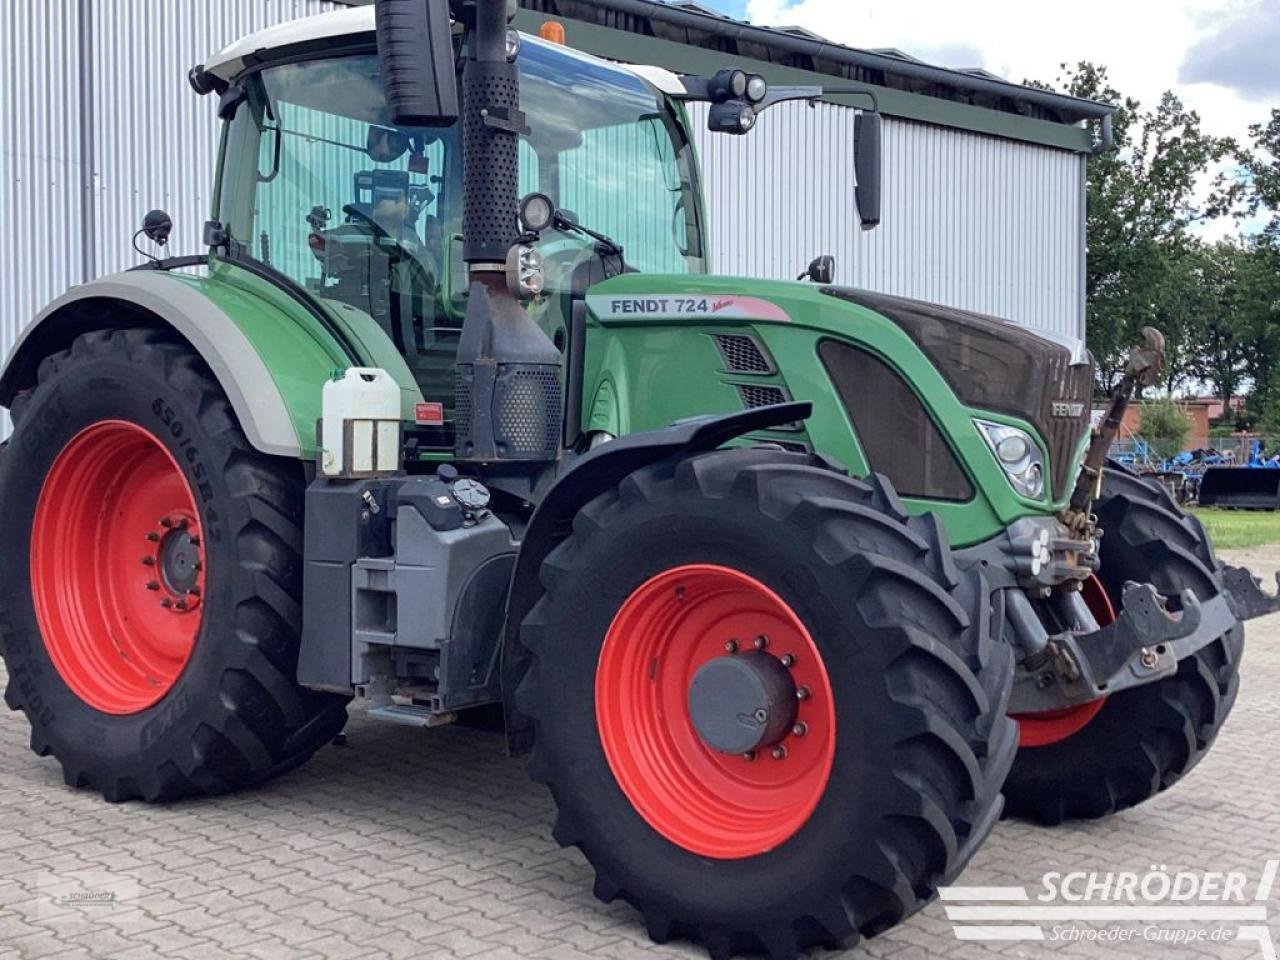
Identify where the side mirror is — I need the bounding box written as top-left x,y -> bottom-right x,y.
142,210 -> 173,247
799,255 -> 834,284
854,111 -> 882,230
374,0 -> 460,127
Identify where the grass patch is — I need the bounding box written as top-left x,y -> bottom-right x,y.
1189,507 -> 1280,550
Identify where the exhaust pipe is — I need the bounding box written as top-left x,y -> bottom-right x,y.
452,0 -> 563,464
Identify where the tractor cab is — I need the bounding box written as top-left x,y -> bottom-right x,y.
211,30 -> 706,422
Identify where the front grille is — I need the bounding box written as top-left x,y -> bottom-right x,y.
713,334 -> 774,374
820,287 -> 1094,499
1039,353 -> 1094,498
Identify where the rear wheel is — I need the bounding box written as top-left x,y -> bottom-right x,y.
0,329 -> 349,801
1002,466 -> 1243,824
516,450 -> 1016,958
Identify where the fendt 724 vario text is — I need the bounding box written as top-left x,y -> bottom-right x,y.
1,2 -> 1276,957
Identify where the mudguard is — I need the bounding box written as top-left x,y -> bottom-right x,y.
1,268 -> 420,459
500,401 -> 815,754
1,272 -> 303,456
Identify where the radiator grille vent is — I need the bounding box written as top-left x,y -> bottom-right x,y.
735,384 -> 801,431
713,334 -> 774,374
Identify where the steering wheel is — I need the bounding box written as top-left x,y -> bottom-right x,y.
343,203 -> 395,243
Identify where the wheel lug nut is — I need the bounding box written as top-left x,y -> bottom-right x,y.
792,722 -> 807,737
189,536 -> 201,547
741,750 -> 757,762
796,686 -> 811,701
145,581 -> 161,591
141,556 -> 155,567
175,601 -> 188,612
724,639 -> 739,654
771,745 -> 787,760
752,635 -> 768,650
160,599 -> 172,609
177,519 -> 189,530
160,518 -> 173,528
145,532 -> 160,543
780,653 -> 795,668
188,586 -> 201,597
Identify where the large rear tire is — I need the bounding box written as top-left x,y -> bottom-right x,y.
516,449 -> 1016,959
1002,466 -> 1243,824
0,329 -> 349,802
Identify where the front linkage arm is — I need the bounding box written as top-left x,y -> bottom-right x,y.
1069,326 -> 1166,516
1221,566 -> 1280,620
1062,326 -> 1280,621
1010,581 -> 1239,712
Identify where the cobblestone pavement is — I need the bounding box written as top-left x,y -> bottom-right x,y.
2,550 -> 1278,960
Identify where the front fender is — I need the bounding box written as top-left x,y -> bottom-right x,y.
500,401 -> 814,754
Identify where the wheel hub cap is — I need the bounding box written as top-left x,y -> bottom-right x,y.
157,519 -> 202,603
688,651 -> 797,755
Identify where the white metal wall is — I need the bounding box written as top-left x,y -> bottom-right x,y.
1,4 -> 1086,440
0,0 -> 339,439
1,2 -> 86,438
689,101 -> 1086,341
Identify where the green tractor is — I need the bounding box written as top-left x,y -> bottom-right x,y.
0,2 -> 1273,956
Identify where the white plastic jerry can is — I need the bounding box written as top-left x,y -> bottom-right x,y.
320,368 -> 402,478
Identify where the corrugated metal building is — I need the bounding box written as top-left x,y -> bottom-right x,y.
0,0 -> 1108,439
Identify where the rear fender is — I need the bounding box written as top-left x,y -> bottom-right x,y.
1,269 -> 420,459
1,272 -> 304,456
501,401 -> 814,754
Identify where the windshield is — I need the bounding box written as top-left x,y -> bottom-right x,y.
215,41 -> 705,341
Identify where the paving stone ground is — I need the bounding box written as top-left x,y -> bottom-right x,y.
2,549 -> 1278,960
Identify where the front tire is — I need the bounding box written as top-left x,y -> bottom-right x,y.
1002,466 -> 1243,824
516,450 -> 1016,958
0,329 -> 348,802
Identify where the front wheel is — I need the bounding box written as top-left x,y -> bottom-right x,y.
0,329 -> 349,802
516,450 -> 1016,959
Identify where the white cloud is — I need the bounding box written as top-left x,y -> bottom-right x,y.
743,0 -> 1273,147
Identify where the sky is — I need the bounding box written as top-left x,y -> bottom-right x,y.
693,0 -> 1280,236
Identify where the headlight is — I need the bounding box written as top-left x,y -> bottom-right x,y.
976,419 -> 1045,499
505,243 -> 545,300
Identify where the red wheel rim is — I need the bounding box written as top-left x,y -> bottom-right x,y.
595,564 -> 835,859
1012,575 -> 1115,748
31,420 -> 206,715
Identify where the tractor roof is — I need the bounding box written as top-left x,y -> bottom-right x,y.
204,6 -> 676,91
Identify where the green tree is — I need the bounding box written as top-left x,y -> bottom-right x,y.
1137,397 -> 1193,458
1038,64 -> 1239,392
1243,109 -> 1280,239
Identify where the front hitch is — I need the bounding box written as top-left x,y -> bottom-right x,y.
1009,581 -> 1238,713
1222,566 -> 1280,620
